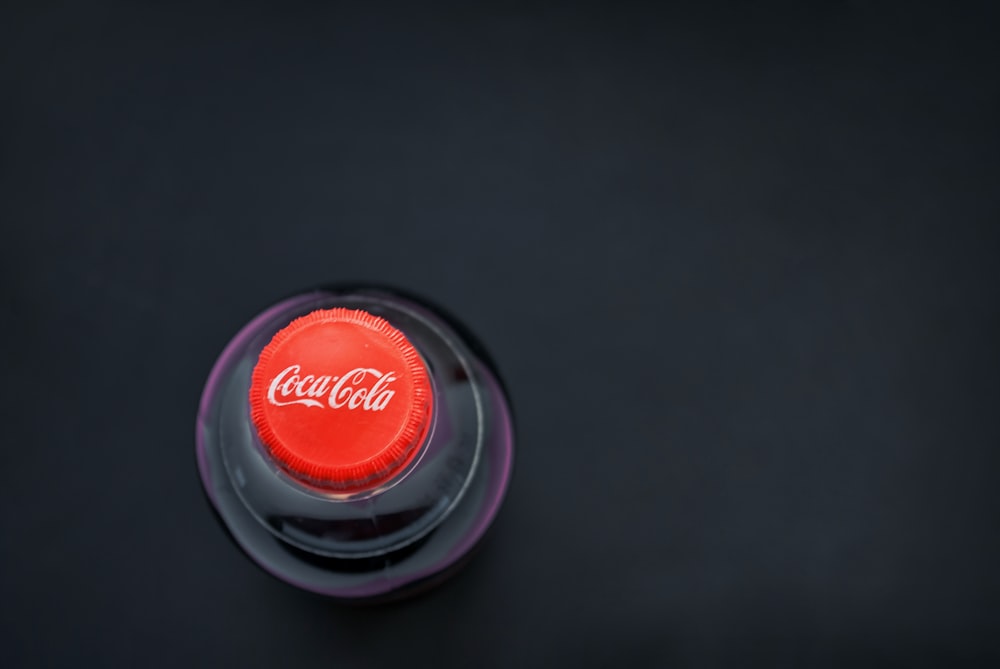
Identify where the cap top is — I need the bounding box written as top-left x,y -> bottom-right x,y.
248,308 -> 433,492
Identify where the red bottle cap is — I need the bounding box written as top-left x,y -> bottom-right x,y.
249,308 -> 433,492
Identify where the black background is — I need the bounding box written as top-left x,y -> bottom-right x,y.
2,2 -> 999,667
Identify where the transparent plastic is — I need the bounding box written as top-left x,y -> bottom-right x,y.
196,286 -> 515,600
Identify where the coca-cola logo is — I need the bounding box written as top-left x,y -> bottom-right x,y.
266,364 -> 398,411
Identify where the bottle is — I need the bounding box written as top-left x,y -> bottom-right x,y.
195,286 -> 515,600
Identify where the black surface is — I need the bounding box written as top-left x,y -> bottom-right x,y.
3,3 -> 999,667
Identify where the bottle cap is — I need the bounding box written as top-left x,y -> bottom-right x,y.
249,308 -> 433,492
